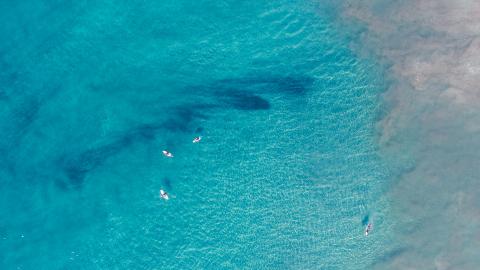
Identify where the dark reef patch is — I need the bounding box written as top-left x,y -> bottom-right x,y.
182,74 -> 314,114
57,143 -> 119,189
51,74 -> 314,189
217,91 -> 270,111
56,123 -> 163,189
214,74 -> 314,95
161,105 -> 211,132
193,74 -> 315,111
55,104 -> 212,189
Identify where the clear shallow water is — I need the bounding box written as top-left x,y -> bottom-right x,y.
0,1 -> 389,269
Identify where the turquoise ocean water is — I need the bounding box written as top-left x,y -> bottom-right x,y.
0,1 -> 391,269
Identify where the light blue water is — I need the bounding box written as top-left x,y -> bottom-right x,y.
0,1 -> 390,269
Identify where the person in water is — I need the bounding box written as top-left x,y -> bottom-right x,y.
163,150 -> 173,157
365,223 -> 373,236
160,190 -> 169,199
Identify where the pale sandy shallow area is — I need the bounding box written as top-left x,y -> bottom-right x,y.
336,1 -> 480,269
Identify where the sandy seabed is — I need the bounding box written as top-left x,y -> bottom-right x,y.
335,1 -> 480,269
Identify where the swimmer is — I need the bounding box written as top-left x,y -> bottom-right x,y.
162,150 -> 173,158
192,136 -> 202,143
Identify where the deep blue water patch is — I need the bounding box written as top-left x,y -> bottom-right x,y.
216,91 -> 270,111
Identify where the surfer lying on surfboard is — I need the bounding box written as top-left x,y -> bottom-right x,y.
192,136 -> 202,143
160,189 -> 169,200
162,150 -> 173,158
365,223 -> 373,236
